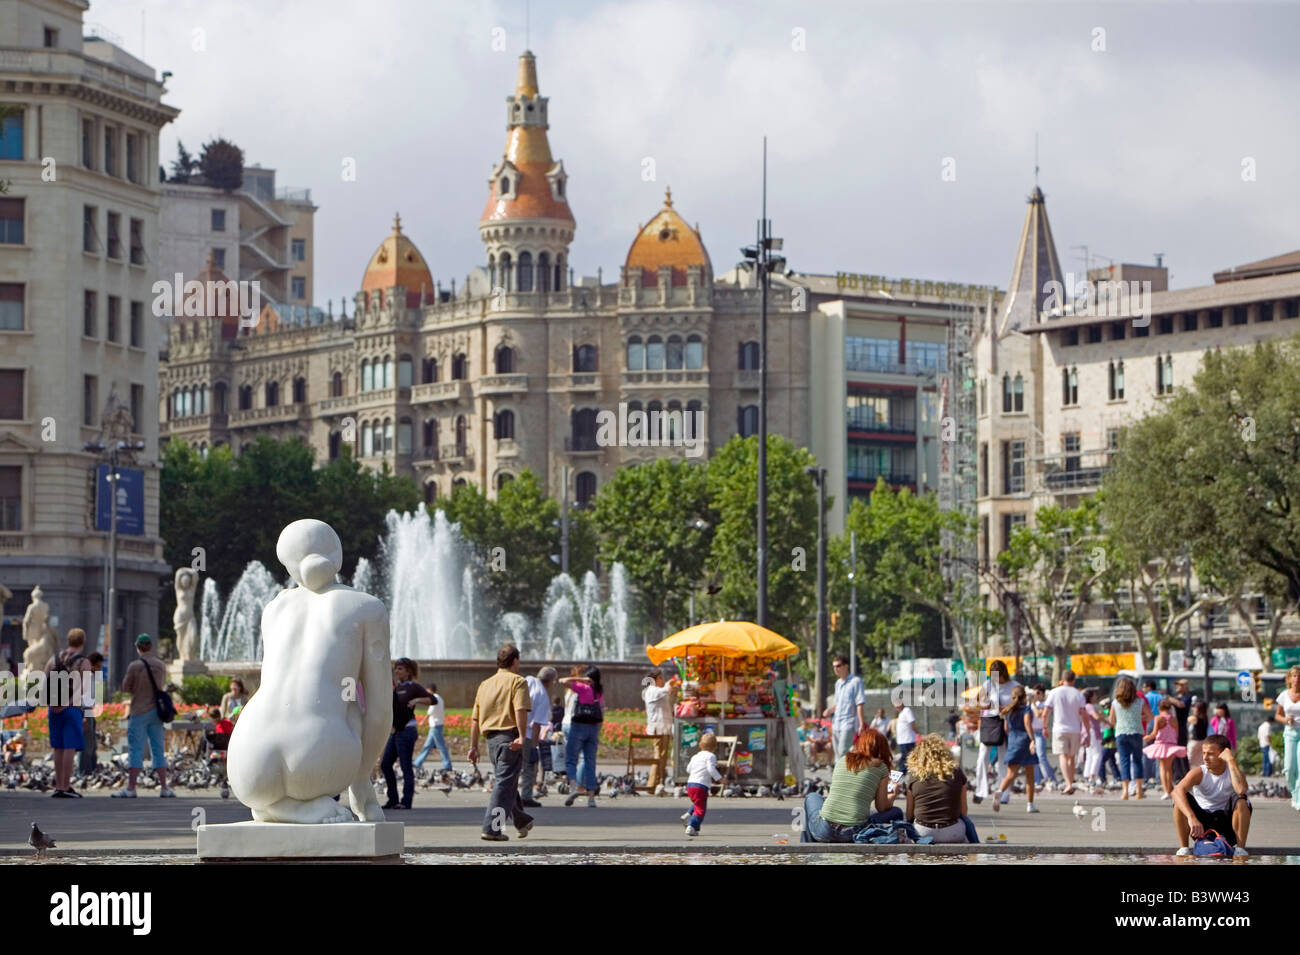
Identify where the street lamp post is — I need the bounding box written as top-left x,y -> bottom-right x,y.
559,465 -> 570,576
807,466 -> 828,720
687,518 -> 709,627
1200,604 -> 1214,703
848,530 -> 857,678
86,438 -> 144,688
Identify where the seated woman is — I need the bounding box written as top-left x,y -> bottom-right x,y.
902,734 -> 979,844
801,727 -> 903,843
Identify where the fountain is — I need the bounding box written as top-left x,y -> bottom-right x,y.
196,508 -> 632,664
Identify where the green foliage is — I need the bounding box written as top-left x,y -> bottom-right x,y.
199,138 -> 244,192
705,435 -> 818,644
169,140 -> 197,184
591,457 -> 714,639
179,674 -> 230,706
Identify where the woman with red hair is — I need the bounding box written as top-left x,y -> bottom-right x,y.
800,727 -> 904,843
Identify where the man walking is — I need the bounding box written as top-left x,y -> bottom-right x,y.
894,697 -> 918,773
468,644 -> 534,841
520,665 -> 557,807
79,651 -> 104,778
824,656 -> 866,759
1169,677 -> 1192,784
642,669 -> 676,792
1042,669 -> 1090,795
111,634 -> 173,799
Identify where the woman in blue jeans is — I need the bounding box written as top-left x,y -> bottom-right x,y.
381,658 -> 434,810
801,728 -> 903,842
561,666 -> 603,808
1108,677 -> 1151,800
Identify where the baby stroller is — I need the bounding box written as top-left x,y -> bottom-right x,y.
203,725 -> 232,799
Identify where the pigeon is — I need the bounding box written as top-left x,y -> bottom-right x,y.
437,785 -> 452,797
673,785 -> 686,798
1072,800 -> 1087,819
29,822 -> 55,859
653,784 -> 667,797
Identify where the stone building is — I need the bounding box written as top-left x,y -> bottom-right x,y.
0,0 -> 175,675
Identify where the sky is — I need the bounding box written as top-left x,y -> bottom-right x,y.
90,0 -> 1300,310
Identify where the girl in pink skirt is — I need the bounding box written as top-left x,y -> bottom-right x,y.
1143,698 -> 1187,800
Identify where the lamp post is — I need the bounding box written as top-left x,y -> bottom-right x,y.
806,466 -> 828,721
848,530 -> 858,677
559,464 -> 570,576
1199,603 -> 1214,704
85,438 -> 144,688
687,518 -> 709,627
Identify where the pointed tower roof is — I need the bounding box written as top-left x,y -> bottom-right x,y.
625,187 -> 711,286
997,185 -> 1064,335
361,213 -> 434,308
480,51 -> 574,226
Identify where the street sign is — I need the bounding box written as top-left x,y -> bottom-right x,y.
1272,647 -> 1300,669
94,465 -> 145,535
1236,671 -> 1252,688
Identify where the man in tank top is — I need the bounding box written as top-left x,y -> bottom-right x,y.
1171,734 -> 1251,856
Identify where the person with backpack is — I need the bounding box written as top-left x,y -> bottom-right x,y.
1172,734 -> 1251,857
112,634 -> 174,798
44,627 -> 92,798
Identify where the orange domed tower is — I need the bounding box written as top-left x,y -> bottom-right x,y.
624,187 -> 712,287
361,213 -> 434,308
479,51 -> 574,294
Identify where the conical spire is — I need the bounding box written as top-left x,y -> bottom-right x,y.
997,185 -> 1064,335
516,50 -> 539,97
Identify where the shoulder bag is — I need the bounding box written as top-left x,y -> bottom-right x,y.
142,658 -> 177,724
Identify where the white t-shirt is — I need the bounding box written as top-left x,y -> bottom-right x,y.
1030,700 -> 1046,732
981,677 -> 1021,717
1046,685 -> 1087,736
643,684 -> 672,733
833,675 -> 867,732
525,675 -> 551,728
428,694 -> 445,728
1258,720 -> 1273,747
1276,689 -> 1300,727
895,706 -> 918,744
687,750 -> 722,786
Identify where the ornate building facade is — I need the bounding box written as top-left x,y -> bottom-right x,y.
159,51 -> 812,505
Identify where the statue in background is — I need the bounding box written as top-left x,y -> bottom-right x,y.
227,519 -> 392,824
174,568 -> 200,661
22,586 -> 58,674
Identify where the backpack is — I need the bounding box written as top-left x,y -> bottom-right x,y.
47,651 -> 86,714
141,658 -> 177,724
1191,830 -> 1234,858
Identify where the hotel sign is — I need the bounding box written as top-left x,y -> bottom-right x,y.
836,271 -> 998,303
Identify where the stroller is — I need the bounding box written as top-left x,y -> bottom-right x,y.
203,724 -> 232,798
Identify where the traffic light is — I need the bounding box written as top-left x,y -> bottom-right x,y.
1253,671 -> 1263,700
830,611 -> 841,631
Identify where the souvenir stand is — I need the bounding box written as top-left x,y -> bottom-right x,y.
646,621 -> 800,788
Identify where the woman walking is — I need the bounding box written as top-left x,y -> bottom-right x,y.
1187,700 -> 1208,768
974,661 -> 1020,804
1143,698 -> 1187,800
1108,677 -> 1151,800
1274,665 -> 1300,811
561,666 -> 604,808
994,685 -> 1038,813
1210,702 -> 1237,750
902,734 -> 978,843
1082,688 -> 1106,794
381,658 -> 434,810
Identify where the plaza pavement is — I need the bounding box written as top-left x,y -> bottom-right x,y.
2,773 -> 1297,858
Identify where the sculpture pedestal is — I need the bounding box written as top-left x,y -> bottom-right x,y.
197,821 -> 403,860
168,659 -> 209,682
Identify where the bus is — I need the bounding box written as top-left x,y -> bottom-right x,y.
1113,668 -> 1288,705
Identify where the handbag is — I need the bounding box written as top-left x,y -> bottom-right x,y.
979,715 -> 1006,747
572,696 -> 603,724
142,658 -> 177,724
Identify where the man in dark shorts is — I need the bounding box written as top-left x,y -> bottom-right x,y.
1172,734 -> 1251,856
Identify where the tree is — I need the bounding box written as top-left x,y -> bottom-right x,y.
997,498 -> 1107,679
170,140 -> 197,184
705,435 -> 818,644
591,457 -> 714,639
199,138 -> 243,192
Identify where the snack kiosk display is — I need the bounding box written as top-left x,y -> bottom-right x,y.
646,621 -> 800,788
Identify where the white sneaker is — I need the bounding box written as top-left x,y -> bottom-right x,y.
110,788 -> 137,798
685,826 -> 698,837
1233,846 -> 1249,857
999,790 -> 1011,804
1026,803 -> 1040,813
587,796 -> 596,808
1160,792 -> 1171,800
159,787 -> 176,798
680,811 -> 691,822
1176,846 -> 1192,856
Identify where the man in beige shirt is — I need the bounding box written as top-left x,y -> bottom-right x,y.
469,644 -> 533,840
112,634 -> 172,798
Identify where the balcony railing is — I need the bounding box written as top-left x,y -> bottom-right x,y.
622,369 -> 708,387
478,373 -> 529,395
846,357 -> 939,377
733,369 -> 760,390
228,402 -> 309,427
1044,466 -> 1109,491
848,472 -> 915,486
440,443 -> 471,465
564,436 -> 602,454
413,445 -> 440,464
318,394 -> 357,413
847,417 -> 917,435
566,372 -> 601,391
411,380 -> 470,404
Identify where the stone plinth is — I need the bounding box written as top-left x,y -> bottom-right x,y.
167,659 -> 209,682
197,821 -> 403,860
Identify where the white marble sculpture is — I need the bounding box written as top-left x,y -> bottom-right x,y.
226,519 -> 393,824
22,586 -> 57,674
173,568 -> 200,661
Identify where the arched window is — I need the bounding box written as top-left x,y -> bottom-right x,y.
499,253 -> 512,292
499,176 -> 510,196
361,359 -> 373,392
538,252 -> 551,292
576,471 -> 597,508
383,418 -> 394,454
495,409 -> 515,440
422,418 -> 437,455
361,421 -> 374,457
646,335 -> 665,370
573,344 -> 598,373
214,382 -> 227,414
238,385 -> 253,410
496,472 -> 514,491
451,353 -> 467,380
555,254 -> 564,291
199,386 -> 209,414
495,346 -> 514,374
666,335 -> 684,370
626,336 -> 644,371
265,381 -> 279,407
398,355 -> 413,388
453,477 -> 467,488
455,414 -> 467,455
685,334 -> 704,370
331,372 -> 343,397
382,356 -> 394,389
422,357 -> 439,383
424,482 -> 438,505
487,254 -> 496,291
328,431 -> 341,460
292,377 -> 306,404
1062,366 -> 1078,406
1012,373 -> 1024,412
738,404 -> 758,437
686,399 -> 703,440
666,399 -> 683,441
397,417 -> 413,455
647,401 -> 663,442
517,251 -> 533,292
1001,374 -> 1011,413
571,408 -> 599,450
738,341 -> 759,370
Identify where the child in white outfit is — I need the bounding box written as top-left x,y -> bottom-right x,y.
683,732 -> 723,836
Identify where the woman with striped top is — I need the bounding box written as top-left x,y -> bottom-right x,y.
800,728 -> 902,842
